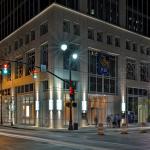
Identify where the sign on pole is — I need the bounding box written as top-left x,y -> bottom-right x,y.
41,64 -> 47,72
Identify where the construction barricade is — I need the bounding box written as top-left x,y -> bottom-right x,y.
140,122 -> 147,133
121,123 -> 128,134
98,123 -> 104,135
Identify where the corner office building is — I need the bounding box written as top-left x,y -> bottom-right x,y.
0,2 -> 150,128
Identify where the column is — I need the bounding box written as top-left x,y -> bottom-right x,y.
35,80 -> 40,127
79,44 -> 88,127
48,76 -> 54,128
118,55 -> 127,124
10,62 -> 16,125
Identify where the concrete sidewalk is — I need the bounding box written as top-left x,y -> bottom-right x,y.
1,123 -> 150,133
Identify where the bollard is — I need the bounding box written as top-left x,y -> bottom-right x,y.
121,123 -> 128,134
140,122 -> 147,133
98,123 -> 104,135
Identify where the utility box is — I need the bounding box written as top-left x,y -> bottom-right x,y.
74,122 -> 78,130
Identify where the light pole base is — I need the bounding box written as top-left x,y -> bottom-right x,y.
68,123 -> 73,130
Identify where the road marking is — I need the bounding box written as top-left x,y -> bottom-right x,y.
0,132 -> 110,150
0,130 -> 144,150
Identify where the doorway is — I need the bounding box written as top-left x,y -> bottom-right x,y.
88,95 -> 108,125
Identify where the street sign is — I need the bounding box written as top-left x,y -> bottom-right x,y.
41,64 -> 47,72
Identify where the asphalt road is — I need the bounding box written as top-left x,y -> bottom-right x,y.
0,127 -> 150,150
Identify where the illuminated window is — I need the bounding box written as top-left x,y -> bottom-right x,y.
26,106 -> 30,117
88,50 -> 117,94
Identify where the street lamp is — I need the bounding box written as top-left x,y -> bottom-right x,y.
60,43 -> 78,130
0,71 -> 2,125
60,43 -> 68,51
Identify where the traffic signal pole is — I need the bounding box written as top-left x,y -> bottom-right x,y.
0,73 -> 2,125
68,68 -> 73,130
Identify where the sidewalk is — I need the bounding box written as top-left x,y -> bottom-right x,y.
1,123 -> 150,133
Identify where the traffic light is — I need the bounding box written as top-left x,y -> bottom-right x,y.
32,69 -> 39,79
69,86 -> 75,101
2,64 -> 9,75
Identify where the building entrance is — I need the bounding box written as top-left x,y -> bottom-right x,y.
17,95 -> 35,125
88,96 -> 109,125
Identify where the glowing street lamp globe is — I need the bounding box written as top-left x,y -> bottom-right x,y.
72,53 -> 78,60
60,44 -> 68,51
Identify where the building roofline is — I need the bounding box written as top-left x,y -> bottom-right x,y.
1,3 -> 150,45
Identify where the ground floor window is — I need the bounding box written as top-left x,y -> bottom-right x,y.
127,87 -> 150,123
17,95 -> 35,125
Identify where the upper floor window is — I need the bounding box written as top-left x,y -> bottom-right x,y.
73,23 -> 80,36
88,28 -> 94,40
7,63 -> 11,81
25,34 -> 29,44
63,20 -> 70,33
140,45 -> 145,54
15,58 -> 23,79
31,30 -> 35,41
14,41 -> 18,50
115,37 -> 120,47
132,43 -> 137,52
40,22 -> 48,36
146,48 -> 150,56
140,63 -> 149,82
107,35 -> 113,45
19,38 -> 23,48
126,59 -> 136,80
126,40 -> 131,50
40,43 -> 48,69
97,32 -> 103,42
26,50 -> 35,76
8,45 -> 11,53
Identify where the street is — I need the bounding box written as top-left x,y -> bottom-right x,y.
0,126 -> 150,150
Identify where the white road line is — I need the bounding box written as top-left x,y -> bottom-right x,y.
0,132 -> 110,150
0,130 -> 143,150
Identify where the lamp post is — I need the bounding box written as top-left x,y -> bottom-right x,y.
0,71 -> 2,125
61,43 -> 78,130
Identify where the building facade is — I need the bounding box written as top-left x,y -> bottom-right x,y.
0,3 -> 150,128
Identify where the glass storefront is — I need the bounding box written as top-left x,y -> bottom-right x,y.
88,95 -> 110,125
17,95 -> 35,125
127,87 -> 149,123
2,96 -> 13,124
